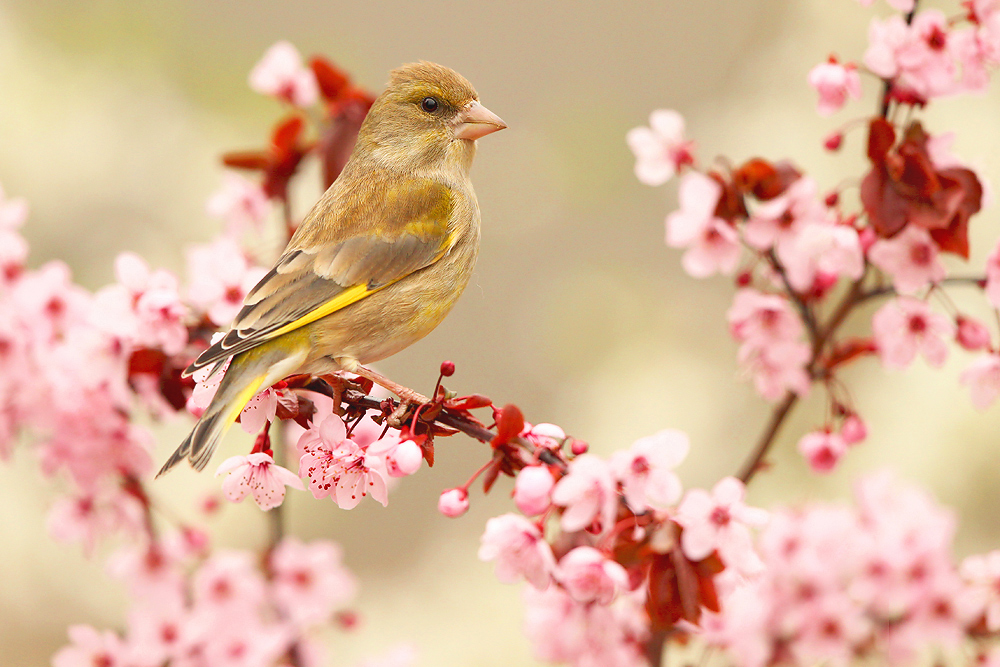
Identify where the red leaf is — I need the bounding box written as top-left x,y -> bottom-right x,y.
128,348 -> 166,376
445,394 -> 493,411
491,404 -> 525,447
309,56 -> 349,102
867,118 -> 896,164
221,151 -> 270,171
271,115 -> 305,155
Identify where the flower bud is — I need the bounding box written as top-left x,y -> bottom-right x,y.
824,132 -> 843,151
957,316 -> 991,352
514,466 -> 555,516
438,488 -> 469,518
841,414 -> 867,445
570,439 -> 589,456
440,360 -> 456,377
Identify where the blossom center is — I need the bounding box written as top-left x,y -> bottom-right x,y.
910,243 -> 932,266
630,456 -> 650,475
907,314 -> 928,334
710,505 -> 731,526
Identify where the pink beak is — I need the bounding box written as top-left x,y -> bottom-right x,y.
454,100 -> 507,141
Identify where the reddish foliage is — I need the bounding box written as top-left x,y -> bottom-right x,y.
860,120 -> 983,258
734,158 -> 801,201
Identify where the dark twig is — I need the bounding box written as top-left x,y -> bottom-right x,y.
737,391 -> 800,484
879,4 -> 918,117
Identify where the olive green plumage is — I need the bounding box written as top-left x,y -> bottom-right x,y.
158,62 -> 506,477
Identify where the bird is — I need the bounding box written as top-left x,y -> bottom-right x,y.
157,61 -> 506,477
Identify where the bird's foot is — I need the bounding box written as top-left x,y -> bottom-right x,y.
351,365 -> 430,405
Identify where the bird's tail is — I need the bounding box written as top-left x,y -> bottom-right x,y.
156,343 -> 307,477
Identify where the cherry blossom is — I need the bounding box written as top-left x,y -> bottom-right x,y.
550,454 -> 618,534
366,432 -> 423,477
868,224 -> 946,294
736,338 -> 811,402
186,236 -> 268,328
192,550 -> 268,611
626,109 -> 695,186
269,537 -> 358,626
513,465 -> 555,516
521,422 -> 567,450
522,586 -> 648,667
807,58 -> 862,115
52,624 -> 126,667
960,353 -> 1000,409
479,513 -> 556,589
743,176 -> 827,255
438,488 -> 470,517
727,289 -> 804,346
961,550 -> 1000,631
297,410 -> 389,508
556,546 -> 630,605
797,430 -> 848,473
780,219 -> 863,293
206,172 -> 271,236
674,476 -> 767,574
872,296 -> 955,369
215,452 -> 304,511
249,40 -> 319,107
666,172 -> 741,278
608,429 -> 688,512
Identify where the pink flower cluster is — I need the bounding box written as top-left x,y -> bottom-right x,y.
699,473 -> 1000,667
474,427 -> 768,667
53,533 -> 358,667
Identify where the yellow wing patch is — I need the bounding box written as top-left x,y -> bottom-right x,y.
267,283 -> 374,339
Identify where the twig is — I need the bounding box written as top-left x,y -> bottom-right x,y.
736,391 -> 800,484
644,630 -> 669,667
879,4 -> 918,117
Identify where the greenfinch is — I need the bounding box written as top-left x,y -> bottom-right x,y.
158,62 -> 506,476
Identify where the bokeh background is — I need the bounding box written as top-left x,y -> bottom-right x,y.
2,0 -> 1000,665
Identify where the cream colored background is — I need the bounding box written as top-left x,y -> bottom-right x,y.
1,1 -> 999,665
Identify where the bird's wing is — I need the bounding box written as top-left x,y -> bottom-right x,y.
184,178 -> 458,376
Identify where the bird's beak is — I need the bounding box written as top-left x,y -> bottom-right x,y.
454,101 -> 507,141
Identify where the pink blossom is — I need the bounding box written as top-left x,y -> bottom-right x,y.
123,597 -> 189,667
206,173 -> 271,236
367,432 -> 423,477
249,41 -> 319,107
960,354 -> 1000,409
727,289 -> 804,346
556,546 -> 630,605
514,465 -> 555,516
522,586 -> 648,667
186,335 -> 228,416
194,616 -> 290,667
53,625 -> 126,667
192,550 -> 267,611
868,225 -> 946,294
956,316 -> 992,351
736,339 -> 811,402
112,253 -> 189,355
479,513 -> 556,589
675,477 -> 768,574
626,109 -> 695,186
666,171 -> 741,278
551,454 -> 618,534
807,59 -> 862,115
797,430 -> 848,473
744,177 -> 828,254
238,385 -> 281,434
872,297 -> 955,369
438,488 -> 469,517
864,11 -> 960,100
841,414 -> 868,445
780,220 -> 864,293
270,537 -> 357,626
186,236 -> 268,327
961,550 -> 1000,631
297,411 -> 390,508
47,487 -> 145,555
521,422 -> 567,449
106,541 -> 186,606
609,429 -> 688,512
215,452 -> 304,511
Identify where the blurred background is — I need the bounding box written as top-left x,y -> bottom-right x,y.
1,0 -> 1000,664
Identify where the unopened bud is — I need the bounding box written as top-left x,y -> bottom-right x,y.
438,488 -> 469,518
570,439 -> 589,456
824,132 -> 843,151
824,191 -> 839,207
440,360 -> 456,377
736,270 -> 753,287
957,316 -> 992,351
841,414 -> 867,445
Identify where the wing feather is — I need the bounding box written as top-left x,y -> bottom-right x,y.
184,176 -> 457,377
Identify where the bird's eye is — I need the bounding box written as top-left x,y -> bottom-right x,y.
420,97 -> 440,113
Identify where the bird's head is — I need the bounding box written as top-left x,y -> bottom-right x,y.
358,62 -> 506,174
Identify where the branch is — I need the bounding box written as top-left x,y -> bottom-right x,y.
736,391 -> 800,484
